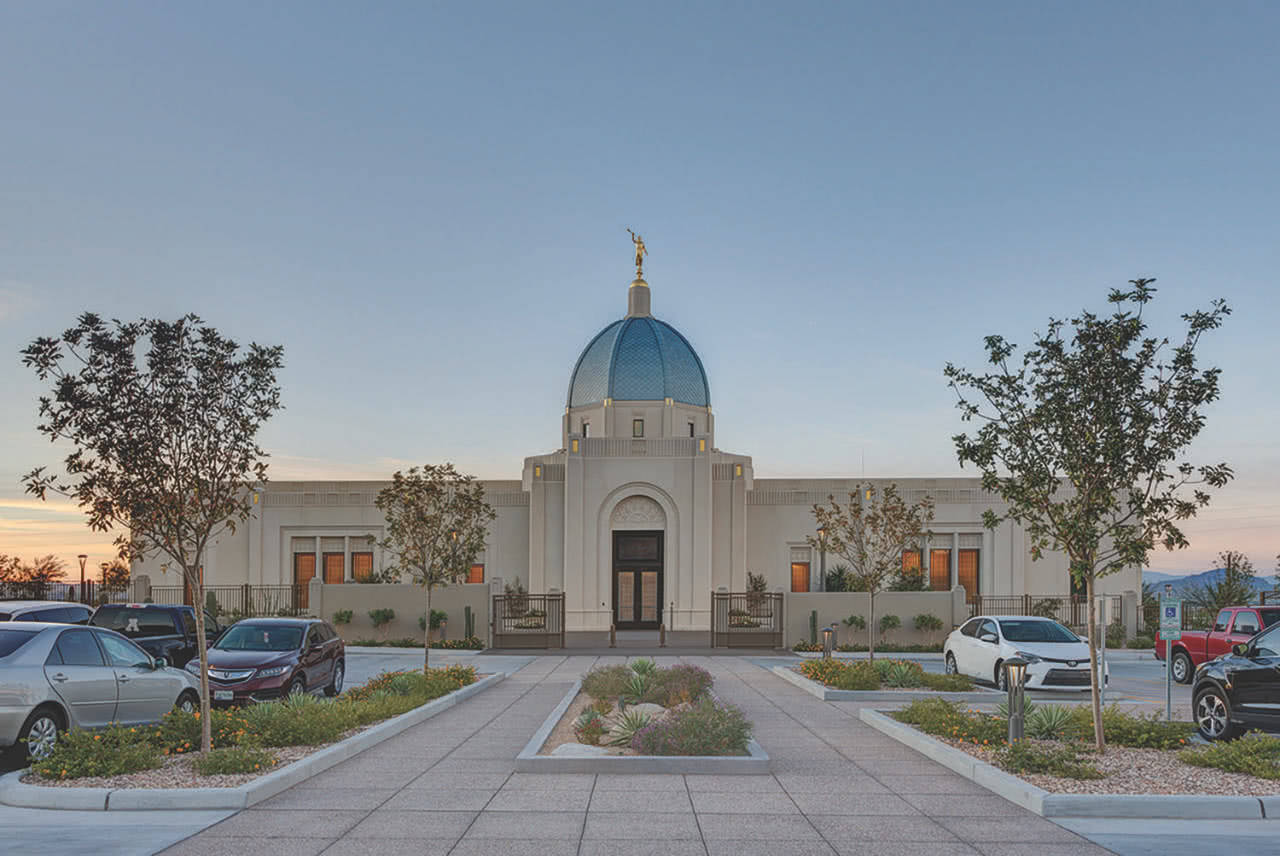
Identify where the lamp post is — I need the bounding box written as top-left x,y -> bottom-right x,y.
816,525 -> 827,593
77,554 -> 88,604
99,562 -> 110,605
1003,656 -> 1029,743
821,625 -> 835,659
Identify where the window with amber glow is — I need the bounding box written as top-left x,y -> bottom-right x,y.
791,562 -> 810,593
323,553 -> 344,584
294,553 -> 316,608
929,549 -> 951,592
958,548 -> 980,603
351,552 -> 374,582
901,549 -> 922,579
467,563 -> 484,584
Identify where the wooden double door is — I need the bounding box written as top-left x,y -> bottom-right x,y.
613,531 -> 663,629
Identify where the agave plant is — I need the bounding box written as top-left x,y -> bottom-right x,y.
622,672 -> 652,704
629,658 -> 658,677
1026,704 -> 1073,740
997,699 -> 1040,720
607,708 -> 653,746
884,662 -> 922,688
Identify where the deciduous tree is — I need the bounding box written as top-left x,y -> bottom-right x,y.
808,484 -> 935,660
945,280 -> 1231,751
374,464 -> 495,669
21,313 -> 283,753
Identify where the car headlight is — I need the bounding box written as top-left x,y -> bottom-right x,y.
184,660 -> 200,674
1013,651 -> 1043,664
255,665 -> 290,678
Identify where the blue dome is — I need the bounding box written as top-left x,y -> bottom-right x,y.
568,316 -> 710,408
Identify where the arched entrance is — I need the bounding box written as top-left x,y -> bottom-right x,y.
610,496 -> 666,629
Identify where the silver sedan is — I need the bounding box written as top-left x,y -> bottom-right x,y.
0,622 -> 200,761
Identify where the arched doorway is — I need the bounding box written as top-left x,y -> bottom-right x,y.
610,496 -> 666,629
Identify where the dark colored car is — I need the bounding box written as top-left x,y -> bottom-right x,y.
89,604 -> 222,668
1191,619 -> 1280,740
186,618 -> 344,705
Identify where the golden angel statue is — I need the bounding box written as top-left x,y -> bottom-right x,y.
627,228 -> 647,278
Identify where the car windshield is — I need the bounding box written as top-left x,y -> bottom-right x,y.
91,607 -> 176,637
998,620 -> 1080,643
0,628 -> 40,658
213,624 -> 303,652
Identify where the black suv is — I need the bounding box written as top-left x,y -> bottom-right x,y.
1192,619 -> 1280,740
89,603 -> 222,668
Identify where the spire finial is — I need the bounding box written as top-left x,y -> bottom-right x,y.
627,228 -> 647,279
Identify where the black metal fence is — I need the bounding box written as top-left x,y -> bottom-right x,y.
150,584 -> 305,618
710,591 -> 784,648
491,592 -> 565,649
970,593 -> 1125,635
0,580 -> 135,605
1141,600 -> 1216,633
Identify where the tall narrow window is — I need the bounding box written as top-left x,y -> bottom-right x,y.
632,419 -> 644,438
467,563 -> 485,584
582,421 -> 589,437
351,552 -> 374,582
688,422 -> 695,437
790,562 -> 810,593
901,549 -> 923,579
958,548 -> 980,603
929,549 -> 951,592
323,552 -> 344,584
293,553 -> 316,608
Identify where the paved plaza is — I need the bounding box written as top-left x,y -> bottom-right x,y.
160,655 -> 1116,856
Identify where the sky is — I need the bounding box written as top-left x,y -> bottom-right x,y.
1,1 -> 1277,578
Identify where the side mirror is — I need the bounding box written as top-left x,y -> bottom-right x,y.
980,633 -> 998,644
1233,642 -> 1250,656
153,656 -> 169,669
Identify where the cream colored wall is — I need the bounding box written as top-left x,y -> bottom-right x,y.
310,582 -> 489,644
785,589 -> 969,647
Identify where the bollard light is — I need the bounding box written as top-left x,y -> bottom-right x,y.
821,625 -> 835,659
1003,656 -> 1028,743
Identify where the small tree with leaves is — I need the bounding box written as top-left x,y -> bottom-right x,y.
1186,550 -> 1258,611
945,280 -> 1231,751
100,561 -> 131,598
22,313 -> 284,753
0,554 -> 66,599
808,484 -> 935,660
374,464 -> 495,670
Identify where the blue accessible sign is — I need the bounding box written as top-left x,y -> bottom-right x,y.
1159,599 -> 1182,641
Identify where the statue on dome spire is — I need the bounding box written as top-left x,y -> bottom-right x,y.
627,228 -> 647,279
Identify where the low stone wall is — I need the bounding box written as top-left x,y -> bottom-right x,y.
784,588 -> 968,648
308,582 -> 490,644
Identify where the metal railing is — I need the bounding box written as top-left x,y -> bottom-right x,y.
710,591 -> 784,648
491,592 -> 565,649
970,593 -> 1124,634
150,584 -> 305,617
0,580 -> 136,605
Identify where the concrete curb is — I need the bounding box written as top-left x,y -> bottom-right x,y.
858,708 -> 1274,819
515,679 -> 771,774
0,671 -> 506,811
795,650 -> 1155,662
342,646 -> 482,656
772,664 -> 1002,703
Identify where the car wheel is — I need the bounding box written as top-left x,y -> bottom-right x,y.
945,653 -> 958,676
995,661 -> 1007,691
288,676 -> 307,697
1171,651 -> 1193,684
175,691 -> 198,715
18,707 -> 65,762
325,661 -> 344,697
1195,687 -> 1242,741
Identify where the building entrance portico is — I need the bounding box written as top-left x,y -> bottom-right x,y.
612,530 -> 663,629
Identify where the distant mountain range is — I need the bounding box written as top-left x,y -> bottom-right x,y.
1143,567 -> 1276,598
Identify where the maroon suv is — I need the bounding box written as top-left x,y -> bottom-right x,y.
186,618 -> 344,705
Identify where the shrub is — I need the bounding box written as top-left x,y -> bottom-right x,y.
652,664 -> 713,706
631,697 -> 752,756
589,698 -> 614,716
192,745 -> 278,776
351,637 -> 423,647
798,658 -> 853,686
1026,705 -> 1074,740
835,642 -> 944,653
1128,635 -> 1155,650
920,672 -> 974,691
842,614 -> 866,631
1068,706 -> 1194,749
878,614 -> 901,640
1030,598 -> 1061,619
333,609 -> 353,625
884,661 -> 923,688
607,708 -> 653,746
368,608 -> 395,641
1106,623 -> 1126,647
629,658 -> 657,676
574,709 -> 605,745
430,636 -> 485,650
418,609 -> 448,631
995,741 -> 1103,779
836,661 -> 882,691
582,665 -> 633,701
34,724 -> 163,780
153,707 -> 246,752
1181,733 -> 1280,779
891,697 -> 1006,745
913,613 -> 944,640
792,641 -> 822,652
622,672 -> 654,705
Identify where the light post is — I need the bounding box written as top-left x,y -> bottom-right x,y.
1164,582 -> 1174,721
816,525 -> 827,593
99,562 -> 110,605
1003,656 -> 1029,743
77,554 -> 88,604
821,625 -> 835,659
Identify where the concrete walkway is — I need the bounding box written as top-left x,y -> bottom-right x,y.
160,655 -> 1115,856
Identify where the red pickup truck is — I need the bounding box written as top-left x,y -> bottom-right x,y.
1155,605 -> 1280,684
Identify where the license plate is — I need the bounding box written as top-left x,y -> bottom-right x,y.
214,690 -> 234,701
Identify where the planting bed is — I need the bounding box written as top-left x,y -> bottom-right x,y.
774,659 -> 1000,702
518,660 -> 769,774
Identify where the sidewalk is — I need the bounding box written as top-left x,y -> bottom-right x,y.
159,654 -> 1116,856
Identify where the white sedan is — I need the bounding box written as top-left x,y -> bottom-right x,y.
944,615 -> 1109,691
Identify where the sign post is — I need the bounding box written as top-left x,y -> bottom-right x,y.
1098,596 -> 1107,707
1159,592 -> 1182,722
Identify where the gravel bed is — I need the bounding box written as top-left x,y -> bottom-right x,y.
935,735 -> 1280,796
540,690 -> 637,756
21,745 -> 314,789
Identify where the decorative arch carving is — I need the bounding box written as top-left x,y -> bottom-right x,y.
610,495 -> 666,530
